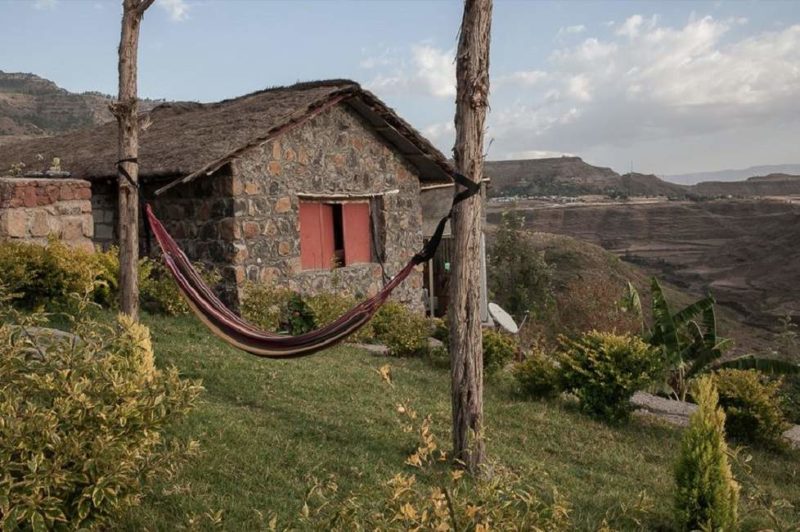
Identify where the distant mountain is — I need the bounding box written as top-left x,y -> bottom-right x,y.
663,164 -> 800,185
690,173 -> 800,197
0,71 -> 165,145
485,156 -> 689,198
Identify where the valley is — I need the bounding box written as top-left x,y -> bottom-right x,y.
487,196 -> 800,332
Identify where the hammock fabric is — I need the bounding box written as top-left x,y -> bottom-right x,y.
139,170 -> 479,359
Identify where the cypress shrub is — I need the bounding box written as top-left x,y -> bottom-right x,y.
674,376 -> 739,531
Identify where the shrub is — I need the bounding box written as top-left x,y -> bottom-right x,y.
240,283 -> 315,335
305,292 -> 372,342
371,301 -> 429,357
482,328 -> 518,374
430,317 -> 449,347
558,331 -> 661,421
308,470 -> 571,531
513,347 -> 562,399
0,240 -> 218,316
139,258 -> 220,317
0,238 -> 101,309
426,345 -> 450,369
713,369 -> 788,447
0,304 -> 202,530
780,374 -> 800,425
91,245 -> 124,307
674,376 -> 739,531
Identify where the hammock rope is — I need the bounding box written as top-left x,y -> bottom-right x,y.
119,159 -> 480,358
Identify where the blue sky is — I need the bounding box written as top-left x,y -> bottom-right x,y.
1,0 -> 799,175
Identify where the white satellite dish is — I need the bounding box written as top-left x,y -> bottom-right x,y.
488,303 -> 519,334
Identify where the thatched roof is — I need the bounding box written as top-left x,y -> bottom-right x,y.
0,80 -> 454,187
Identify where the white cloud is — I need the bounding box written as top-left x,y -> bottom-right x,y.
495,70 -> 547,88
358,16 -> 800,172
507,150 -> 575,159
32,0 -> 57,10
557,24 -> 586,38
158,0 -> 189,22
487,15 -> 800,169
567,74 -> 592,102
364,44 -> 455,98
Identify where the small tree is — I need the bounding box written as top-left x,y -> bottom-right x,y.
488,211 -> 553,321
674,376 -> 739,531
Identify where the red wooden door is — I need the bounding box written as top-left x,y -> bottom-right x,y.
342,202 -> 372,265
300,202 -> 335,269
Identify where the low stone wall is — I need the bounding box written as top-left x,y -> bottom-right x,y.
0,176 -> 94,250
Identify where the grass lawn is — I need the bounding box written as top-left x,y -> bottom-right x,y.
119,313 -> 800,531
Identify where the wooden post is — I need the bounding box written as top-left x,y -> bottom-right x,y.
111,0 -> 154,317
449,0 -> 492,472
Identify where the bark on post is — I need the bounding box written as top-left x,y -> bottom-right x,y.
449,0 -> 492,472
111,0 -> 154,318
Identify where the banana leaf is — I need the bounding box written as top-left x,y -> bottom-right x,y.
717,356 -> 800,375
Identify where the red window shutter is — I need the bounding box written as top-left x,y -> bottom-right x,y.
342,202 -> 372,265
300,202 -> 335,269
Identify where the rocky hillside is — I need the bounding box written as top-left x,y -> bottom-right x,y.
0,71 -> 163,145
485,156 -> 689,198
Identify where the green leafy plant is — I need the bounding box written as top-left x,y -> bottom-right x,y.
630,278 -> 799,401
779,374 -> 800,425
487,211 -> 554,321
371,301 -> 429,357
285,293 -> 316,335
430,317 -> 449,347
0,238 -> 100,309
305,292 -> 372,342
240,282 -> 296,332
713,369 -> 788,448
674,376 -> 739,531
513,346 -> 562,399
139,258 -> 221,316
0,302 -> 202,530
482,328 -> 518,374
558,331 -> 661,421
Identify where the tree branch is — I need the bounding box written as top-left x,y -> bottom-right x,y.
136,0 -> 156,16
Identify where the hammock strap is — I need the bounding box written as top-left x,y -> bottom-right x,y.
412,171 -> 481,265
116,158 -> 152,256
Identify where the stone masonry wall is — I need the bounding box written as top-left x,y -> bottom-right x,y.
89,179 -> 117,249
0,177 -> 93,251
231,104 -> 425,311
143,167 -> 239,303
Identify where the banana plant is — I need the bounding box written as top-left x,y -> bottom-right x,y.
630,278 -> 798,400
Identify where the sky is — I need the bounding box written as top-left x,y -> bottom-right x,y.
1,0 -> 799,175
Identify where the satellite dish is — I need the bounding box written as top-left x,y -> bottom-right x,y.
488,303 -> 519,334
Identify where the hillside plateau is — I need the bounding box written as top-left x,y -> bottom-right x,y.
484,156 -> 689,198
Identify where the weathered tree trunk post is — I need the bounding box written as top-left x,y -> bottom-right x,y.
449,0 -> 492,472
111,0 -> 154,318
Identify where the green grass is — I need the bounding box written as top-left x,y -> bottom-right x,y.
119,313 -> 800,530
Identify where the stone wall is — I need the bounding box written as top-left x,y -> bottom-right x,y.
0,176 -> 93,250
231,104 -> 425,311
143,166 -> 240,303
90,179 -> 117,248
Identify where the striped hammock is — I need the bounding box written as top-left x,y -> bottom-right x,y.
140,170 -> 478,358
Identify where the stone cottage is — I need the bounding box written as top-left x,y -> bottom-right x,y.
0,80 -> 459,310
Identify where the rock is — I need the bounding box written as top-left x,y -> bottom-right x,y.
631,391 -> 800,447
351,343 -> 390,356
784,425 -> 800,450
428,337 -> 444,350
